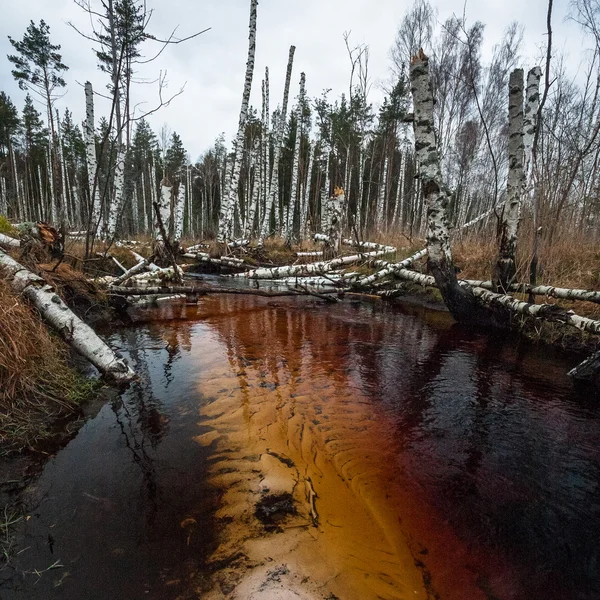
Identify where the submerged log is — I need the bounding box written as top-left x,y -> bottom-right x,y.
0,249 -> 135,382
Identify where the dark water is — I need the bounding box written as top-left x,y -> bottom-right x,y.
1,295 -> 600,599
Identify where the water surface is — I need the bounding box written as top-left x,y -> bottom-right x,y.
2,295 -> 599,599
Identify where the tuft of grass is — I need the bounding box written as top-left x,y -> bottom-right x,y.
0,274 -> 99,455
0,216 -> 18,237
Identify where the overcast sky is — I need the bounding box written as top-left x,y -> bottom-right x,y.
0,0 -> 583,160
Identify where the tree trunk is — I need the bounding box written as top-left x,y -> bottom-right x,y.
260,45 -> 295,243
0,249 -> 135,381
409,49 -> 482,323
218,0 -> 258,243
493,68 -> 524,293
85,82 -> 102,235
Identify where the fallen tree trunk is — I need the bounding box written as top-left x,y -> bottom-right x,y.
354,248 -> 428,287
0,250 -> 135,382
462,279 -> 600,305
109,284 -> 338,298
389,267 -> 600,335
233,248 -> 395,280
0,233 -> 20,248
111,258 -> 152,287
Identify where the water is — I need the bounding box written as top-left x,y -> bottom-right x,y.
1,295 -> 599,599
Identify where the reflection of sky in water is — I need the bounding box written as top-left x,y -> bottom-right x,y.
3,295 -> 600,600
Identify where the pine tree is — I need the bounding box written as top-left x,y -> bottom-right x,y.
7,20 -> 68,140
164,132 -> 187,179
0,92 -> 20,159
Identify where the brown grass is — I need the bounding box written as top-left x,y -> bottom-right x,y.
0,273 -> 96,455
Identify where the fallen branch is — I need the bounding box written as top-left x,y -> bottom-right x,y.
109,284 -> 338,298
353,248 -> 428,287
0,249 -> 135,382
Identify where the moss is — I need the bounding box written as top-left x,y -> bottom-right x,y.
0,216 -> 18,237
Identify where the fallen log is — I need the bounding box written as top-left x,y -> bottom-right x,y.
0,232 -> 20,248
463,279 -> 600,305
314,233 -> 397,253
110,284 -> 338,299
353,248 -> 428,287
390,267 -> 600,336
111,258 -> 152,287
234,248 -> 395,280
0,249 -> 135,382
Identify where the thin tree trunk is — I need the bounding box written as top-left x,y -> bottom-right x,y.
260,45 -> 295,243
218,0 -> 258,243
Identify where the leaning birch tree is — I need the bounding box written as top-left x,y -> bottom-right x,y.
217,0 -> 258,243
409,49 -> 481,321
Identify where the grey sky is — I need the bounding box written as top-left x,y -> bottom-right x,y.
0,0 -> 582,160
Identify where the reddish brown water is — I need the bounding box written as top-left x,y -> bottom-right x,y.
2,295 -> 600,599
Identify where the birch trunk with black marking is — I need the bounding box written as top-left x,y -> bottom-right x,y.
284,73 -> 305,243
106,145 -> 126,239
300,142 -> 313,240
323,187 -> 345,259
155,178 -> 172,241
85,82 -> 102,235
494,68 -> 524,293
235,247 -> 394,280
410,50 -> 484,323
376,157 -> 388,231
260,45 -> 295,243
0,249 -> 135,381
174,180 -> 185,242
320,146 -> 330,233
218,0 -> 258,243
0,177 -> 6,214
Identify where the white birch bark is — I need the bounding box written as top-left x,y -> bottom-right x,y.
320,146 -> 330,233
174,180 -> 185,242
392,150 -> 406,227
0,177 -> 6,215
106,145 -> 126,239
218,0 -> 258,243
235,247 -> 394,280
46,144 -> 56,224
523,67 -> 542,192
55,111 -> 69,226
284,73 -> 306,243
495,68 -> 525,291
0,249 -> 135,381
356,248 -> 428,286
324,187 -> 345,257
0,233 -> 20,248
262,67 -> 270,226
376,157 -> 388,231
260,45 -> 295,243
84,82 -> 102,234
155,178 -> 172,240
132,185 -> 139,234
300,142 -> 313,239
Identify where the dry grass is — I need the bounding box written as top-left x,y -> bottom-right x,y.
0,273 -> 97,455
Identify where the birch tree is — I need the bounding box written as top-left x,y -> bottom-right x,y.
494,69 -> 524,293
218,0 -> 258,243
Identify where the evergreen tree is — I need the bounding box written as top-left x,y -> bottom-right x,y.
164,132 -> 187,179
7,19 -> 68,139
0,92 -> 20,159
21,94 -> 47,158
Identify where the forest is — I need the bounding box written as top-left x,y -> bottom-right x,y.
2,0 -> 600,599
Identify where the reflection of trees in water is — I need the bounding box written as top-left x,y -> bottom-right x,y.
110,329 -> 171,520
